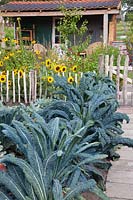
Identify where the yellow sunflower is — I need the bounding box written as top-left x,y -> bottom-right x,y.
2,38 -> 8,42
18,69 -> 24,78
13,69 -> 18,76
12,39 -> 19,44
0,61 -> 3,67
0,75 -> 6,83
45,59 -> 51,67
2,71 -> 6,75
31,40 -> 36,44
35,50 -> 40,55
47,76 -> 54,83
48,62 -> 55,70
8,80 -> 12,87
9,52 -> 14,57
72,65 -> 77,72
61,66 -> 67,73
54,65 -> 61,73
4,56 -> 9,60
68,76 -> 74,84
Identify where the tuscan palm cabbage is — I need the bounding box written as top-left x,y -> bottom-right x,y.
0,103 -> 20,152
0,111 -> 110,200
39,72 -> 133,159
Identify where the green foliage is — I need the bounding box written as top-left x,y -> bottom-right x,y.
0,73 -> 132,200
83,45 -> 122,73
0,103 -> 19,151
4,26 -> 14,42
40,72 -> 133,160
122,0 -> 133,6
57,6 -> 88,46
0,111 -> 110,200
125,13 -> 133,52
56,6 -> 90,72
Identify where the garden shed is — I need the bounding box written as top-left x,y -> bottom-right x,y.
0,0 -> 121,47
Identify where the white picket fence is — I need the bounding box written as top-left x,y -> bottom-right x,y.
99,54 -> 133,106
0,55 -> 133,105
0,70 -> 80,104
0,70 -> 39,104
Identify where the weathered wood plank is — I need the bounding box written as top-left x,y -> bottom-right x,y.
109,55 -> 114,80
98,54 -> 104,75
23,71 -> 27,104
116,55 -> 121,100
105,55 -> 109,76
12,71 -> 15,103
6,70 -> 9,103
122,55 -> 129,105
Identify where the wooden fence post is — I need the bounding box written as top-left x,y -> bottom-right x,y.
105,55 -> 109,76
34,70 -> 37,101
98,55 -> 104,75
29,71 -> 31,103
12,71 -> 15,103
31,70 -> 35,102
123,55 -> 129,105
23,71 -> 27,104
39,71 -> 42,99
18,71 -> 21,103
109,55 -> 114,80
116,55 -> 121,101
0,72 -> 3,102
6,70 -> 9,103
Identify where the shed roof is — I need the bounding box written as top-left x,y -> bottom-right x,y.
0,0 -> 121,12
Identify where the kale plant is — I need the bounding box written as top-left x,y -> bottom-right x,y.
0,111 -> 110,200
39,72 -> 133,159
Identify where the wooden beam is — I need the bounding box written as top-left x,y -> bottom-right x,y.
103,13 -> 108,45
0,16 -> 5,48
109,14 -> 117,44
0,9 -> 120,17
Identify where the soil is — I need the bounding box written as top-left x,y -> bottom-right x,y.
82,192 -> 100,200
82,167 -> 109,200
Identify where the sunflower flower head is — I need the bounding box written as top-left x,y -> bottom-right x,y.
35,50 -> 40,55
68,76 -> 74,84
0,61 -> 3,67
4,56 -> 9,60
13,69 -> 18,76
0,75 -> 6,83
8,80 -> 12,87
54,65 -> 61,73
45,59 -> 51,67
2,38 -> 8,42
12,39 -> 18,44
47,76 -> 54,83
2,71 -> 6,75
72,65 -> 77,72
61,66 -> 67,73
18,69 -> 24,78
9,52 -> 14,57
31,40 -> 36,44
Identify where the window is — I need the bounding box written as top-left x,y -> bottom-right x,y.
52,18 -> 61,47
